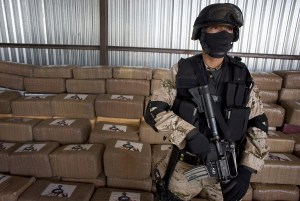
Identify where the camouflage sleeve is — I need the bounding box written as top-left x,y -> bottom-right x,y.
240,83 -> 269,172
150,63 -> 195,149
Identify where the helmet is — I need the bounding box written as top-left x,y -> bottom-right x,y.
191,3 -> 244,42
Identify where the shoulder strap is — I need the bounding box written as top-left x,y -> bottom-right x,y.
188,55 -> 209,86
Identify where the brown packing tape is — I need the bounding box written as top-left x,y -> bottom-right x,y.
0,142 -> 20,172
18,179 -> 95,201
251,72 -> 283,91
0,91 -> 21,114
72,66 -> 113,79
62,172 -> 106,187
34,65 -> 76,78
113,66 -> 153,80
0,72 -> 24,90
259,90 -> 278,103
274,70 -> 300,89
66,79 -> 106,94
0,61 -> 36,76
106,79 -> 150,96
107,176 -> 152,192
24,77 -> 66,93
96,116 -> 140,126
278,88 -> 300,103
54,117 -> 96,129
280,100 -> 300,126
263,103 -> 285,127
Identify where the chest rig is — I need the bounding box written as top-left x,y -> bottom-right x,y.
172,54 -> 253,144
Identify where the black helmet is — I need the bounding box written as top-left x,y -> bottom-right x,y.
191,3 -> 243,42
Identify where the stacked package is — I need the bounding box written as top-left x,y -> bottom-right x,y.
0,90 -> 21,115
150,68 -> 170,94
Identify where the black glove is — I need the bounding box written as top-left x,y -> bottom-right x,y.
185,129 -> 210,159
221,165 -> 252,201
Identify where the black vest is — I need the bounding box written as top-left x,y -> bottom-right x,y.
172,54 -> 252,143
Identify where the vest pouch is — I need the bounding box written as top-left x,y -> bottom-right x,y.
226,107 -> 250,141
235,84 -> 247,107
225,82 -> 237,107
178,100 -> 198,126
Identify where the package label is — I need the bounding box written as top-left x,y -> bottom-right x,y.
0,174 -> 11,184
266,153 -> 292,161
109,192 -> 140,201
63,144 -> 93,151
50,119 -> 75,126
0,142 -> 15,150
111,95 -> 133,100
41,183 -> 76,198
115,140 -> 142,152
64,94 -> 87,100
15,144 -> 46,152
102,124 -> 127,132
7,118 -> 32,123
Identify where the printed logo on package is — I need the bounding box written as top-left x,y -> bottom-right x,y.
50,119 -> 75,126
102,124 -> 127,132
266,153 -> 292,161
109,192 -> 140,201
111,95 -> 133,100
24,95 -> 48,99
41,183 -> 76,198
0,174 -> 11,184
161,145 -> 172,151
115,140 -> 143,152
7,118 -> 32,123
0,142 -> 15,150
267,131 -> 279,137
63,144 -> 93,151
64,94 -> 87,101
15,144 -> 46,152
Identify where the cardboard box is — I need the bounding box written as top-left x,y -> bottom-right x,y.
33,118 -> 91,144
267,131 -> 295,153
251,72 -> 282,91
9,142 -> 59,177
66,79 -> 105,94
0,72 -> 24,90
89,121 -> 139,145
50,144 -> 104,179
106,79 -> 150,96
72,66 -> 112,79
251,183 -> 299,201
251,153 -> 300,185
259,90 -> 278,103
95,94 -> 144,119
51,94 -> 96,119
34,65 -> 75,78
113,66 -> 152,80
263,103 -> 285,127
90,188 -> 154,201
274,70 -> 300,89
0,174 -> 35,201
0,142 -> 20,172
280,100 -> 300,126
0,117 -> 41,142
0,91 -> 21,114
24,77 -> 66,93
0,61 -> 36,76
139,120 -> 172,144
104,140 -> 151,179
12,95 -> 54,117
107,176 -> 152,192
18,179 -> 94,201
62,172 -> 106,187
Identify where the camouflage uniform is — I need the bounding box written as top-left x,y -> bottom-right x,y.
151,63 -> 269,201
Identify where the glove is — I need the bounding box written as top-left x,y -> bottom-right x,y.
221,165 -> 252,201
185,128 -> 210,159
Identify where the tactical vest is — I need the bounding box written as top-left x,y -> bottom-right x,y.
172,54 -> 253,143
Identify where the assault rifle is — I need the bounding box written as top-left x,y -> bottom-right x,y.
188,85 -> 238,182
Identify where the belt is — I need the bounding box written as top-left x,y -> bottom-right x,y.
179,151 -> 203,166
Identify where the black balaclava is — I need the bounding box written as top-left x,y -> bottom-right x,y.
201,30 -> 234,58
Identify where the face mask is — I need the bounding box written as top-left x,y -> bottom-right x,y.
203,31 -> 234,58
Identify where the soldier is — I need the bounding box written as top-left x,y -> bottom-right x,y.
145,3 -> 269,201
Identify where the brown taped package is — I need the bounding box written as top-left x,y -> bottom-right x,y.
267,131 -> 295,153
12,95 -> 54,117
95,94 -> 144,119
151,145 -> 172,180
289,134 -> 300,157
104,139 -> 151,179
9,142 -> 59,177
106,79 -> 150,96
24,77 -> 66,93
62,172 -> 106,187
50,144 -> 104,179
0,142 -> 20,172
278,88 -> 300,102
90,188 -> 154,201
0,61 -> 36,76
107,176 -> 152,192
0,91 -> 21,114
139,120 -> 172,144
18,179 -> 94,201
263,103 -> 285,127
152,68 -> 169,80
151,79 -> 162,94
51,94 -> 96,119
66,79 -> 105,94
274,70 -> 300,89
33,118 -> 91,144
0,117 -> 41,142
280,100 -> 300,126
251,183 -> 299,201
0,174 -> 35,201
113,66 -> 152,80
0,72 -> 24,90
34,65 -> 75,78
251,72 -> 282,91
72,66 -> 112,79
89,121 -> 139,145
259,90 -> 278,103
250,153 -> 300,185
